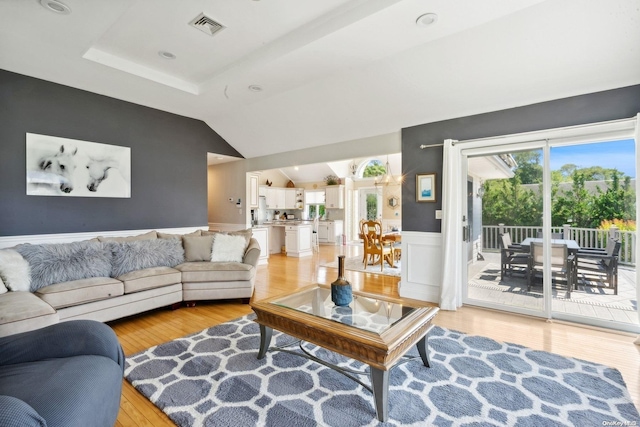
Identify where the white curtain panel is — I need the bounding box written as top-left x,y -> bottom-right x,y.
440,139 -> 463,310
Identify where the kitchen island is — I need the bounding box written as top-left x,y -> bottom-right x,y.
262,221 -> 313,257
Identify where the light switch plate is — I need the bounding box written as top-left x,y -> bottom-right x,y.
435,210 -> 442,219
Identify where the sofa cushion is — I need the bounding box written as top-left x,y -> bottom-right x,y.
35,277 -> 124,309
182,235 -> 214,262
0,250 -> 31,292
117,266 -> 182,293
157,230 -> 202,239
96,230 -> 157,242
211,233 -> 248,263
110,239 -> 185,277
176,262 -> 255,282
15,241 -> 112,292
202,228 -> 252,246
0,292 -> 56,327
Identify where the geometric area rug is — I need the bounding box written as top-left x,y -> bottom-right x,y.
125,315 -> 640,427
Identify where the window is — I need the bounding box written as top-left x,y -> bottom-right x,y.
305,190 -> 325,219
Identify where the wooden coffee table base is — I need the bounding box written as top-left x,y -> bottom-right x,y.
256,323 -> 433,422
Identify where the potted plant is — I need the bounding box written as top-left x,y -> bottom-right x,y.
324,174 -> 339,185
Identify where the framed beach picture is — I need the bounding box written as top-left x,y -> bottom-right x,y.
416,173 -> 436,202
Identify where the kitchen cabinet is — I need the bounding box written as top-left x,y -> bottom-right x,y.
251,227 -> 269,264
285,224 -> 312,257
317,220 -> 343,245
285,189 -> 296,209
266,188 -> 286,209
325,185 -> 344,209
249,174 -> 259,208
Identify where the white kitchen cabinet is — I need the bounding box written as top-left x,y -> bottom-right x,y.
325,185 -> 344,209
251,227 -> 269,265
266,188 -> 286,209
317,222 -> 329,243
285,224 -> 312,257
318,220 -> 343,245
285,189 -> 297,209
249,174 -> 259,208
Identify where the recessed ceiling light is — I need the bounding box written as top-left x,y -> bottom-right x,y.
158,51 -> 176,60
248,85 -> 263,92
40,0 -> 71,14
416,13 -> 438,27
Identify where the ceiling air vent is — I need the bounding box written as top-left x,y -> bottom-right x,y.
189,13 -> 225,37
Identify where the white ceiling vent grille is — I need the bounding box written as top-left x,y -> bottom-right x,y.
189,13 -> 225,37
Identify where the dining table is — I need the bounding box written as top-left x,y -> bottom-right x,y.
520,238 -> 580,254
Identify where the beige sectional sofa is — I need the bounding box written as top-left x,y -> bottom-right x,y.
0,229 -> 260,337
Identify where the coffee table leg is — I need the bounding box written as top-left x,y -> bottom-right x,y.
257,324 -> 272,359
416,334 -> 430,367
370,367 -> 389,422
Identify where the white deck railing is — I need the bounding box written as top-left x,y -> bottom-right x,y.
482,224 -> 635,266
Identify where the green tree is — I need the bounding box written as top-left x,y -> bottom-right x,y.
551,171 -> 592,227
512,151 -> 542,184
482,175 -> 542,226
363,161 -> 385,177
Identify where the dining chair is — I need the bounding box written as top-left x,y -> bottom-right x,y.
361,220 -> 394,271
529,242 -> 574,298
536,231 -> 563,239
575,238 -> 620,294
499,233 -> 529,280
311,216 -> 319,252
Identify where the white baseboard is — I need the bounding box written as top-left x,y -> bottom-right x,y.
399,231 -> 442,304
0,226 -> 208,249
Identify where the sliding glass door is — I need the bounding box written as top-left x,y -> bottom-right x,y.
460,119 -> 639,333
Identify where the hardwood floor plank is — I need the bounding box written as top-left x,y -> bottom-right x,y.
111,244 -> 640,425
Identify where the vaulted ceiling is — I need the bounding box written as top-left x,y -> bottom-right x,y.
2,0 -> 639,159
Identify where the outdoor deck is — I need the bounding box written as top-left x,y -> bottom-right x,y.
468,252 -> 638,327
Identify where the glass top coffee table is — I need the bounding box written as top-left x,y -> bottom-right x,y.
250,285 -> 439,422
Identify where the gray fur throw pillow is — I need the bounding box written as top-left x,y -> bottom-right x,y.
15,241 -> 113,292
110,239 -> 185,277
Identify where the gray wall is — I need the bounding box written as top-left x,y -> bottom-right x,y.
402,84 -> 640,232
0,70 -> 242,236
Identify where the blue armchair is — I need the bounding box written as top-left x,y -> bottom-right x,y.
0,320 -> 124,427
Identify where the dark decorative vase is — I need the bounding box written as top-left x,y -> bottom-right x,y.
331,255 -> 352,306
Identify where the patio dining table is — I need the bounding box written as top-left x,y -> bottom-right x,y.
520,238 -> 580,254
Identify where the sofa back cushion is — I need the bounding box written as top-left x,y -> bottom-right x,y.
15,242 -> 112,292
158,230 -> 202,240
182,235 -> 215,262
110,239 -> 185,277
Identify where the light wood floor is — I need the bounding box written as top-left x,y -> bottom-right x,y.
111,244 -> 640,426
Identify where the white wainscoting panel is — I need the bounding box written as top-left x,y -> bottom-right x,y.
0,226 -> 209,249
399,231 -> 442,304
208,223 -> 250,232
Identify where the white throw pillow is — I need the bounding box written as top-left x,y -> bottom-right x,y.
0,249 -> 31,292
0,276 -> 7,294
211,234 -> 248,263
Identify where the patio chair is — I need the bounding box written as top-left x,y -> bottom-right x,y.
575,239 -> 620,295
536,231 -> 563,239
528,242 -> 574,298
500,233 -> 530,280
362,220 -> 394,271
